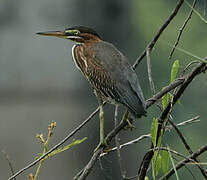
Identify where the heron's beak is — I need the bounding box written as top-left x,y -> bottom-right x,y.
36,31 -> 68,39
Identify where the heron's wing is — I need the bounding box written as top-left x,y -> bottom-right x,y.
74,44 -> 120,101
91,41 -> 146,117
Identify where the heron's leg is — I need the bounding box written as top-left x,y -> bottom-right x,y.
122,110 -> 136,131
99,103 -> 106,146
94,92 -> 107,152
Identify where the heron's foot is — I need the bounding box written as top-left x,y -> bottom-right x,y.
121,111 -> 136,131
124,117 -> 136,131
94,139 -> 108,152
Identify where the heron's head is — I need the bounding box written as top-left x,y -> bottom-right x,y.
37,26 -> 101,43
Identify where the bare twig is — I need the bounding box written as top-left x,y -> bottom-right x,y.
159,144 -> 207,180
125,175 -> 138,180
133,0 -> 185,68
181,60 -> 201,75
101,115 -> 200,157
100,134 -> 151,157
146,48 -> 156,94
101,114 -> 200,157
146,77 -> 184,108
2,150 -> 16,180
114,105 -> 126,179
176,115 -> 200,127
168,118 -> 207,178
169,0 -> 197,59
166,115 -> 200,129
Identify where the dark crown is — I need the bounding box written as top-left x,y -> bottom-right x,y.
66,26 -> 101,38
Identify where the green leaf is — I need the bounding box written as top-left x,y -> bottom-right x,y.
156,154 -> 162,176
162,90 -> 169,109
169,92 -> 181,105
152,151 -> 161,178
35,137 -> 87,160
144,177 -> 149,180
49,137 -> 87,157
151,118 -> 158,147
152,161 -> 155,180
157,129 -> 163,148
177,99 -> 181,105
152,150 -> 157,180
162,150 -> 169,175
167,145 -> 180,180
171,60 -> 179,83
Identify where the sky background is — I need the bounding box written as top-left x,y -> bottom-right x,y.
0,0 -> 207,179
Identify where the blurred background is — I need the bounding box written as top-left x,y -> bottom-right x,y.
0,0 -> 207,179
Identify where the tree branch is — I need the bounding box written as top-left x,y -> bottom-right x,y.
2,150 -> 16,180
133,0 -> 184,69
169,0 -> 197,59
114,105 -> 126,179
100,134 -> 151,157
101,116 -> 200,157
159,144 -> 207,180
168,118 -> 207,178
146,48 -> 156,95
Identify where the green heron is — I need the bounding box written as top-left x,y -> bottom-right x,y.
37,26 -> 146,148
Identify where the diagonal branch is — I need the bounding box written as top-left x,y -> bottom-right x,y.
100,116 -> 200,157
159,144 -> 207,180
133,0 -> 184,69
169,0 -> 197,59
168,118 -> 207,178
2,150 -> 16,180
146,48 -> 156,95
114,105 -> 126,179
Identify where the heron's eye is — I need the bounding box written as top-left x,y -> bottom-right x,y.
73,30 -> 80,35
65,29 -> 80,36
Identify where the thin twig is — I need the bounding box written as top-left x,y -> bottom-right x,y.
125,175 -> 138,180
159,144 -> 207,180
146,77 -> 184,108
176,115 -> 200,126
101,115 -> 200,157
181,60 -> 201,76
133,0 -> 185,69
2,150 -> 16,180
146,47 -> 156,94
100,134 -> 151,157
155,147 -> 197,163
169,0 -> 197,59
114,105 -> 126,179
168,118 -> 207,178
166,115 -> 200,129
